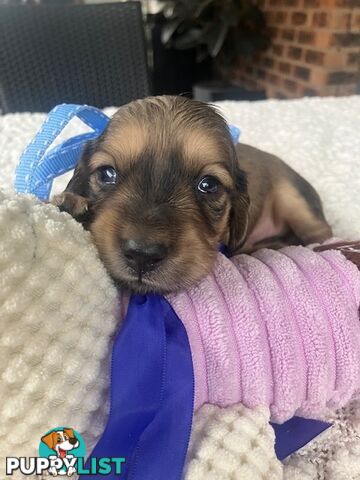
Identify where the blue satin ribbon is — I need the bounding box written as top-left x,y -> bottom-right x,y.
271,417 -> 331,460
14,103 -> 332,477
80,294 -> 194,480
15,104 -> 109,200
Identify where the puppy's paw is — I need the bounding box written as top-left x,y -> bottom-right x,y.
48,465 -> 59,476
67,466 -> 76,476
52,192 -> 89,219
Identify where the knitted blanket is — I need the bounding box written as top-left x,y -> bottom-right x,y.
1,96 -> 360,479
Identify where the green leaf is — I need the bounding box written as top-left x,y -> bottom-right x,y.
158,0 -> 271,60
161,18 -> 183,44
206,22 -> 229,57
196,46 -> 210,62
194,0 -> 214,18
174,27 -> 204,49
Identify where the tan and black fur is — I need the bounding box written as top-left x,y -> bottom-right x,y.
53,96 -> 332,293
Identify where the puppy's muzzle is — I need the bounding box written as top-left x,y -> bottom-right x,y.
123,239 -> 168,275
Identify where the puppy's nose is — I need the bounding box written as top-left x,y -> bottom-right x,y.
123,240 -> 167,274
69,438 -> 78,446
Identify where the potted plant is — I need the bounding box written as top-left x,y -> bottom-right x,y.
156,0 -> 271,99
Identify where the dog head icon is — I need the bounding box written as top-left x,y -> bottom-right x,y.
41,428 -> 79,459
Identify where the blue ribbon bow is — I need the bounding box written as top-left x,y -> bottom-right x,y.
14,104 -> 331,479
15,104 -> 109,200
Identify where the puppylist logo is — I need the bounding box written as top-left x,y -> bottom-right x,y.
6,427 -> 125,477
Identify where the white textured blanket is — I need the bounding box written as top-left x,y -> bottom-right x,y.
1,96 -> 360,480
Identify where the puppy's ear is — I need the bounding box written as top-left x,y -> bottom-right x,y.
227,168 -> 250,254
64,428 -> 76,440
41,432 -> 57,450
52,139 -> 97,222
65,139 -> 97,197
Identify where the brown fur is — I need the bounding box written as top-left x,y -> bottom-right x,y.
53,95 -> 332,293
235,143 -> 332,252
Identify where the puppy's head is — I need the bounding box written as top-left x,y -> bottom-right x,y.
60,96 -> 249,293
41,428 -> 79,455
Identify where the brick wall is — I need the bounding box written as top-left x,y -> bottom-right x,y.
232,1 -> 360,98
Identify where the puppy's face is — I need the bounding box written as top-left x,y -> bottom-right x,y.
41,429 -> 79,457
62,96 -> 249,293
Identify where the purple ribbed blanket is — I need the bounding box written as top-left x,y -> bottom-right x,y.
167,246 -> 360,422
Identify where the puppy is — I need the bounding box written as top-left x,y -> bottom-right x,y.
41,428 -> 79,459
54,96 -> 332,293
41,428 -> 79,476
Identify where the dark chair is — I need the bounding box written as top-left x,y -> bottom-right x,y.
0,2 -> 150,113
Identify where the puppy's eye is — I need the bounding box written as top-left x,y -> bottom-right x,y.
197,176 -> 220,194
97,166 -> 117,185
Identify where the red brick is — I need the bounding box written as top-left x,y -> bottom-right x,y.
327,71 -> 358,84
276,11 -> 288,24
284,79 -> 297,90
294,84 -> 307,96
317,85 -> 338,96
313,8 -> 351,30
331,12 -> 351,29
303,88 -> 318,96
275,92 -> 288,99
315,31 -> 333,48
288,46 -> 303,60
294,65 -> 311,80
332,33 -> 360,47
284,0 -> 300,5
266,11 -> 275,24
335,0 -> 360,6
310,69 -> 328,86
279,61 -> 292,74
268,11 -> 287,25
325,51 -> 348,67
263,56 -> 275,68
312,12 -> 329,28
305,49 -> 325,65
231,0 -> 360,101
347,51 -> 360,66
298,30 -> 315,44
351,11 -> 360,30
266,85 -> 277,98
266,72 -> 281,85
292,12 -> 308,26
256,69 -> 267,79
321,0 -> 338,6
335,84 -> 358,95
282,29 -> 296,41
273,44 -> 284,56
268,27 -> 280,39
322,0 -> 356,5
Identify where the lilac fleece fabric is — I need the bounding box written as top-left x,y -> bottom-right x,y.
167,246 -> 360,423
